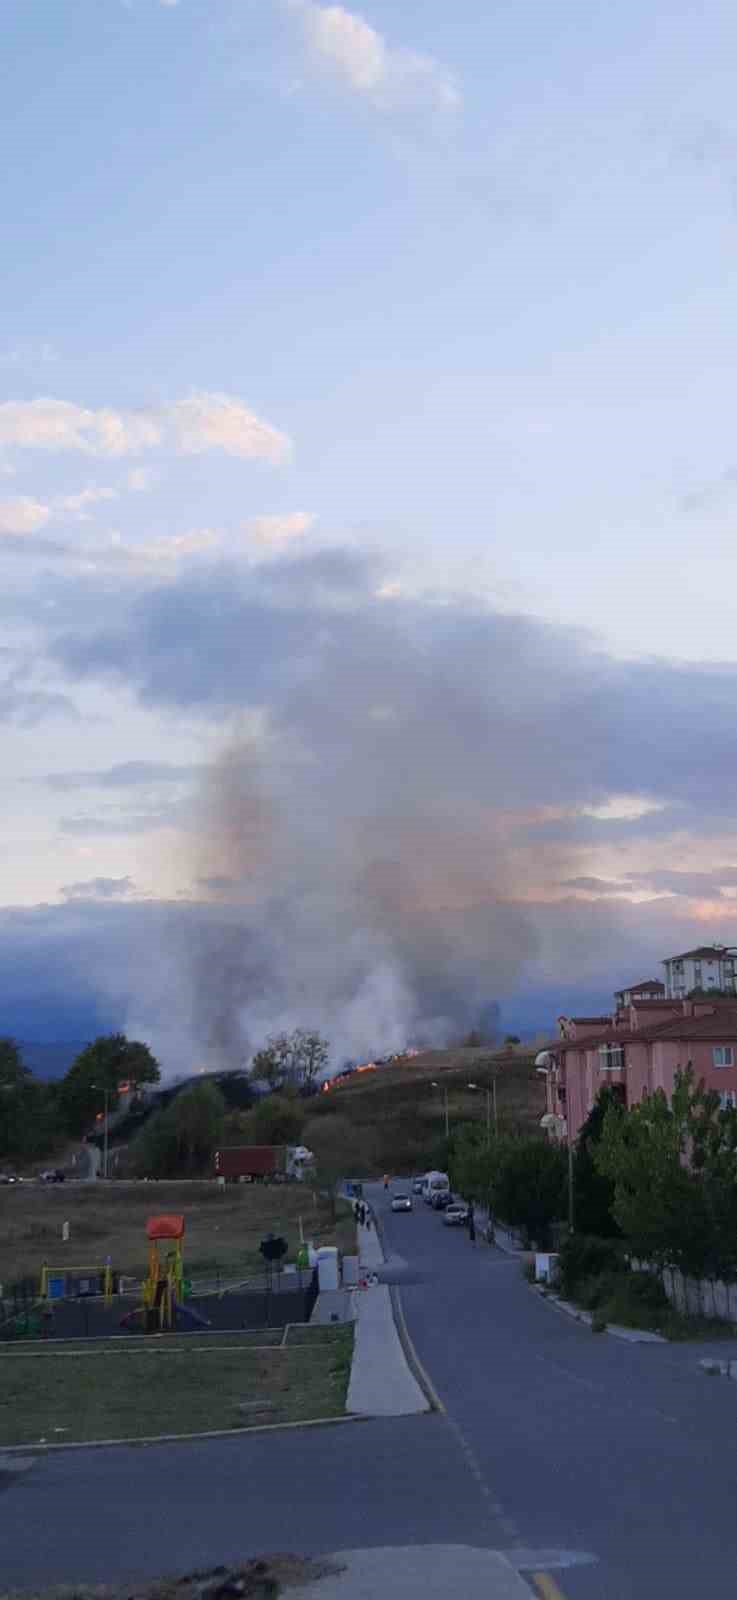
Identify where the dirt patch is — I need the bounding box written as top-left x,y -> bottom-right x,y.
0,1555 -> 345,1600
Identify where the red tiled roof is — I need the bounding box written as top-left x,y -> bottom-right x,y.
569,1016 -> 611,1024
615,980 -> 664,993
554,1008 -> 737,1053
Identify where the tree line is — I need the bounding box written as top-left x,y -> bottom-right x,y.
449,1068 -> 737,1288
0,1033 -> 160,1164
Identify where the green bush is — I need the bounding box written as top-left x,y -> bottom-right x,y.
558,1233 -> 624,1297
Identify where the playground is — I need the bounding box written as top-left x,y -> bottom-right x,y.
2,1210 -> 319,1342
0,1204 -> 354,1445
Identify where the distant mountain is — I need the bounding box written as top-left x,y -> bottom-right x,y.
18,1041 -> 87,1079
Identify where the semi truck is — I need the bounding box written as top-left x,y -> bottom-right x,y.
214,1145 -> 286,1182
214,1144 -> 314,1183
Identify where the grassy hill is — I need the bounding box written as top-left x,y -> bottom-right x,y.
302,1046 -> 546,1176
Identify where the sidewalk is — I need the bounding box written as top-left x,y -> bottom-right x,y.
299,1544 -> 532,1599
346,1219 -> 429,1417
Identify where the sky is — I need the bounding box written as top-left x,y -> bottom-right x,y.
3,0 -> 737,1069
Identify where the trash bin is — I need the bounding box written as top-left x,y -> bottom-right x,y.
316,1247 -> 339,1292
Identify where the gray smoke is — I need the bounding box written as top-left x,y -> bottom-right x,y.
44,544 -> 737,1073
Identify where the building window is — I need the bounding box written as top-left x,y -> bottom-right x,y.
598,1045 -> 624,1072
713,1046 -> 734,1068
719,1090 -> 737,1110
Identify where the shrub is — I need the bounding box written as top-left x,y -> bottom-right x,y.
558,1233 -> 624,1297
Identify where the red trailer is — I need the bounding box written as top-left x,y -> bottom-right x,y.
214,1146 -> 286,1182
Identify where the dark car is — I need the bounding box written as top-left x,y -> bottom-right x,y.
431,1189 -> 453,1210
39,1168 -> 65,1183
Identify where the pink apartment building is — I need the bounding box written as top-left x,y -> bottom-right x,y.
538,953 -> 737,1142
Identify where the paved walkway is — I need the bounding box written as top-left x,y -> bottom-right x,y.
345,1217 -> 428,1417
299,1544 -> 530,1600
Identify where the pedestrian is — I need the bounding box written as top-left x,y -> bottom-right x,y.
468,1205 -> 476,1243
383,1173 -> 389,1190
365,1207 -> 373,1231
359,1201 -> 366,1225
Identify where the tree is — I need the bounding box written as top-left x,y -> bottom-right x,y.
573,1086 -> 624,1237
0,1039 -> 57,1161
449,1122 -> 493,1203
504,1035 -> 521,1049
592,1069 -> 737,1278
170,1080 -> 226,1174
130,1080 -> 226,1177
236,1094 -> 304,1148
59,1034 -> 160,1135
491,1137 -> 568,1248
305,1113 -> 375,1220
251,1029 -> 329,1092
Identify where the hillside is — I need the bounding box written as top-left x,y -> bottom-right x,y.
302,1046 -> 546,1176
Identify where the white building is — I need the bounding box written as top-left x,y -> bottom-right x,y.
662,945 -> 737,998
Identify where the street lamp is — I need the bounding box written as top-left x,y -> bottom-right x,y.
535,1053 -> 574,1231
430,1081 -> 450,1139
467,1079 -> 497,1140
90,1083 -> 110,1179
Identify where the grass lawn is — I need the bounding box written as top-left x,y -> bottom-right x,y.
0,1183 -> 356,1287
0,1323 -> 354,1446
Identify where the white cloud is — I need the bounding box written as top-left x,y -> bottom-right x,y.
117,529 -> 221,567
127,467 -> 155,492
0,496 -> 51,535
296,1 -> 460,114
0,392 -> 291,463
0,398 -> 161,458
57,486 -> 118,518
171,392 -> 291,463
247,510 -> 316,545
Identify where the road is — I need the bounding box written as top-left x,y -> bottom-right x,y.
4,1183 -> 737,1596
378,1182 -> 737,1599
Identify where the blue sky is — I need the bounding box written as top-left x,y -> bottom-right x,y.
3,1 -> 737,1068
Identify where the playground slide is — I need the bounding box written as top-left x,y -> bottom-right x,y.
174,1302 -> 211,1329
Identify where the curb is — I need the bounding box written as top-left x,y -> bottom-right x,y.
529,1284 -> 668,1344
0,1413 -> 366,1455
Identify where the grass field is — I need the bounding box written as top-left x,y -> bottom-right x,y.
0,1182 -> 356,1287
303,1046 -> 546,1175
0,1323 -> 354,1445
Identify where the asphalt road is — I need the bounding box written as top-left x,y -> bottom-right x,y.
4,1181 -> 737,1597
378,1182 -> 737,1600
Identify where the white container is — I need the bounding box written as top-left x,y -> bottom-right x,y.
535,1252 -> 559,1284
316,1246 -> 339,1292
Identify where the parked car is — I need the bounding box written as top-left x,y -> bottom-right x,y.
39,1169 -> 65,1184
431,1189 -> 453,1210
391,1194 -> 412,1213
411,1177 -> 424,1194
0,1173 -> 17,1184
443,1203 -> 470,1226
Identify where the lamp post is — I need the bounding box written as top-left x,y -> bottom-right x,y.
90,1082 -> 110,1179
536,1051 -> 573,1231
467,1079 -> 497,1141
431,1080 -> 450,1139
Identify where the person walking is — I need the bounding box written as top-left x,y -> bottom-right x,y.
383,1174 -> 390,1191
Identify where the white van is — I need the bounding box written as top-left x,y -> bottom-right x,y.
422,1170 -> 450,1205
